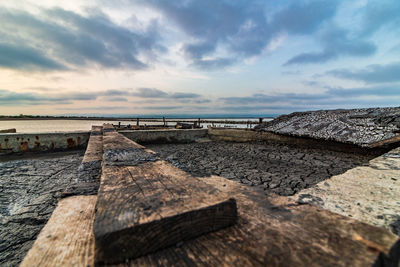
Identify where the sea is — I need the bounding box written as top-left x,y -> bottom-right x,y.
0,118 -> 273,133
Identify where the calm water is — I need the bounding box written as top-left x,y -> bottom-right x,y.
0,118 -> 272,133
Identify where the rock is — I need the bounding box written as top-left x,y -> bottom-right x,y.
254,107 -> 400,147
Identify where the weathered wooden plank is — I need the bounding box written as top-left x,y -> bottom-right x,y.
63,126 -> 103,197
124,176 -> 399,267
22,176 -> 399,266
20,195 -> 96,267
94,130 -> 237,264
82,126 -> 103,163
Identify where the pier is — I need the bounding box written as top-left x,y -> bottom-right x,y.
1,107 -> 399,266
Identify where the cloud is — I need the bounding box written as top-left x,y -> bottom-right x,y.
0,43 -> 66,71
0,7 -> 163,72
105,97 -> 128,102
142,105 -> 182,110
58,106 -> 126,111
0,89 -> 68,105
169,92 -> 201,99
103,89 -> 128,96
361,0 -> 400,35
219,84 -> 400,108
0,89 -> 97,105
327,62 -> 400,84
144,0 -> 339,69
285,26 -> 376,65
326,85 -> 400,97
272,1 -> 338,35
130,88 -> 201,99
131,88 -> 169,98
284,0 -> 400,66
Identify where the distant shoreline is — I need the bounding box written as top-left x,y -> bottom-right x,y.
0,116 -> 275,121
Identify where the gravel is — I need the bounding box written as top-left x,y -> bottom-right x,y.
255,107 -> 400,147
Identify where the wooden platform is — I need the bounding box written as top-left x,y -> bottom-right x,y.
21,124 -> 400,266
21,176 -> 399,267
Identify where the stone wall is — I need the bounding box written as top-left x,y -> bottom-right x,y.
120,129 -> 208,144
0,132 -> 90,155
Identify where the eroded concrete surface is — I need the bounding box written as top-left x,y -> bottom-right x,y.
255,107 -> 400,147
0,152 -> 83,266
147,141 -> 376,196
292,146 -> 400,236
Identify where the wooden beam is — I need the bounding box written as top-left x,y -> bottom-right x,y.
20,196 -> 96,267
128,175 -> 400,267
63,126 -> 103,197
94,129 -> 237,264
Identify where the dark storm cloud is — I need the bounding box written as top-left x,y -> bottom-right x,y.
0,8 -> 163,71
327,62 -> 400,84
144,0 -> 339,69
284,26 -> 376,65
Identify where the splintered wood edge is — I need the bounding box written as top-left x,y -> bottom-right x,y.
20,195 -> 96,267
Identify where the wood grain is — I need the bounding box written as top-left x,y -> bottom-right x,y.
20,195 -> 96,267
124,176 -> 399,267
94,130 -> 237,264
21,177 -> 399,267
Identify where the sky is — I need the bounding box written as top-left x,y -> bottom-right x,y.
0,0 -> 399,116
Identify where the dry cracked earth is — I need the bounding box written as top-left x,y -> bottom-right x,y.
0,151 -> 83,266
0,142 -> 380,266
148,141 -> 377,196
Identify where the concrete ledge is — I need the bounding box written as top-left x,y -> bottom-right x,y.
0,131 -> 90,155
292,146 -> 400,236
120,129 -> 208,144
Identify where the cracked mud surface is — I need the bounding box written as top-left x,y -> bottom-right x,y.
0,152 -> 83,266
148,141 -> 377,196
